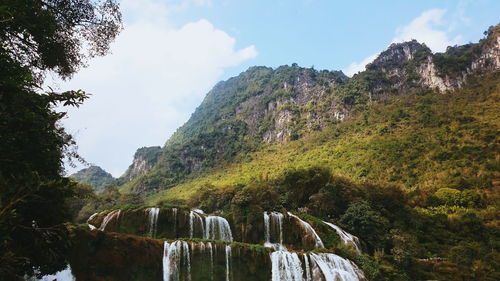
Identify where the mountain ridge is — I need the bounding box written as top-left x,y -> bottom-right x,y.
117,24 -> 499,195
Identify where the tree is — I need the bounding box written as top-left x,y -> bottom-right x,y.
0,0 -> 122,79
339,201 -> 389,251
0,1 -> 122,279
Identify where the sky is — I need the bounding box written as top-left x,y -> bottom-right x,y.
50,0 -> 500,177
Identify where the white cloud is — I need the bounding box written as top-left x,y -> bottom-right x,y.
51,0 -> 256,176
392,9 -> 461,52
342,53 -> 378,77
343,8 -> 465,76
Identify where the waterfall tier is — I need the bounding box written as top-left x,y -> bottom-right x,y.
287,212 -> 325,249
147,207 -> 160,238
323,221 -> 361,253
271,251 -> 365,281
205,216 -> 233,242
98,209 -> 121,231
27,265 -> 75,281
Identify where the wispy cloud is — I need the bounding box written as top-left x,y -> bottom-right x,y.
343,6 -> 467,76
51,0 -> 256,176
342,53 -> 378,77
392,8 -> 461,52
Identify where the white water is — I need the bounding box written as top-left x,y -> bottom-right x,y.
304,255 -> 312,281
196,241 -> 214,281
172,208 -> 178,234
147,207 -> 160,238
271,251 -> 304,281
287,212 -> 324,249
87,212 -> 98,230
205,216 -> 233,242
309,253 -> 365,281
183,241 -> 191,281
264,212 -> 286,250
225,245 -> 232,281
99,209 -> 121,231
270,251 -> 364,281
163,241 -> 191,281
28,265 -> 75,281
189,210 -> 205,239
323,221 -> 361,253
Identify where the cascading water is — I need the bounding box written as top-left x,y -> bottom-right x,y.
266,212 -> 364,281
99,209 -> 121,231
147,207 -> 160,238
304,255 -> 312,281
87,212 -> 98,230
172,208 -> 178,234
264,211 -> 285,250
183,242 -> 191,281
287,212 -> 324,249
163,241 -> 191,281
225,245 -> 232,281
189,210 -> 205,239
271,251 -> 304,281
323,221 -> 361,253
270,251 -> 365,281
189,210 -> 233,241
309,253 -> 365,281
205,216 -> 233,242
28,265 -> 75,281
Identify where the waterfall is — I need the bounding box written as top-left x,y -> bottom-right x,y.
183,241 -> 191,281
225,245 -> 232,281
304,255 -> 312,281
205,216 -> 233,242
309,253 -> 365,281
207,242 -> 214,281
163,241 -> 191,281
270,251 -> 364,281
323,221 -> 361,253
146,207 -> 160,238
172,208 -> 178,234
271,251 -> 304,281
264,212 -> 270,243
189,210 -> 205,239
287,212 -> 324,249
99,209 -> 121,231
87,212 -> 98,230
28,265 -> 75,281
264,212 -> 285,250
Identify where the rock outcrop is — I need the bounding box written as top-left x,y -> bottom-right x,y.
125,24 -> 500,194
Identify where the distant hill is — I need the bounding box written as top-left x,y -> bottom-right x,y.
71,165 -> 115,192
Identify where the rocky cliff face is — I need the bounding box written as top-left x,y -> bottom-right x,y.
120,146 -> 162,182
365,25 -> 500,96
125,25 -> 500,194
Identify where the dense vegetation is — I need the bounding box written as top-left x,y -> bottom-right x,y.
2,2 -> 498,279
70,165 -> 115,192
0,1 -> 121,279
125,25 -> 499,196
143,70 -> 500,280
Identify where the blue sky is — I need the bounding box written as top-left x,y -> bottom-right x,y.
53,0 -> 500,176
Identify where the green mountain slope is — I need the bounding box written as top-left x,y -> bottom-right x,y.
148,71 -> 499,208
124,24 -> 499,196
97,24 -> 500,281
71,165 -> 115,192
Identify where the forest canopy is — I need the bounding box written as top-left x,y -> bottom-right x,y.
0,0 -> 122,279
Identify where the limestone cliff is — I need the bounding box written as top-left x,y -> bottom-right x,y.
125,24 -> 500,194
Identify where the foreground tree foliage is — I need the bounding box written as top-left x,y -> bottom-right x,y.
0,0 -> 121,279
